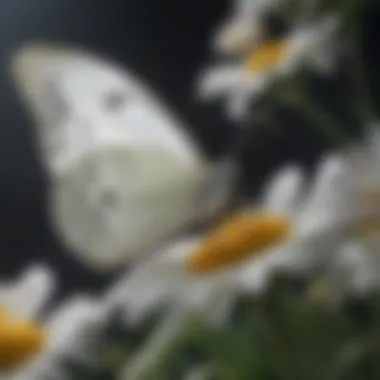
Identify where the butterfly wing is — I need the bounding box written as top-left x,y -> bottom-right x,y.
11,44 -> 210,270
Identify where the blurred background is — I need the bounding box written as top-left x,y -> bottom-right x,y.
0,0 -> 378,300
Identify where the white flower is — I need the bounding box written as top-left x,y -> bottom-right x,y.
106,155 -> 346,323
212,0 -> 283,55
0,265 -> 106,380
198,17 -> 339,120
325,127 -> 380,298
0,265 -> 55,373
13,295 -> 107,380
326,241 -> 377,303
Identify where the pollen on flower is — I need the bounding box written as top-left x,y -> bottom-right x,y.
244,40 -> 288,74
186,211 -> 292,274
0,315 -> 46,369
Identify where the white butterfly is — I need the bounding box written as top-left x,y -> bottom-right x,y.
11,44 -> 236,271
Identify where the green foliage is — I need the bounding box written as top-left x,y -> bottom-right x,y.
79,277 -> 380,380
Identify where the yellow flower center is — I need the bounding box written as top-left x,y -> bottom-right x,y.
186,211 -> 292,274
0,308 -> 45,370
244,40 -> 288,74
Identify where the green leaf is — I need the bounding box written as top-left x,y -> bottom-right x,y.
246,276 -> 360,379
326,338 -> 373,380
185,315 -> 264,380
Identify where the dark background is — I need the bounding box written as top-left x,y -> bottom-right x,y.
0,0 -> 377,299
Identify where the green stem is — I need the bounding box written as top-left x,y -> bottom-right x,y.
324,338 -> 372,380
370,300 -> 380,379
350,36 -> 373,125
297,95 -> 352,145
343,1 -> 376,127
276,79 -> 352,146
184,366 -> 214,380
119,312 -> 185,380
255,301 -> 302,380
297,0 -> 317,23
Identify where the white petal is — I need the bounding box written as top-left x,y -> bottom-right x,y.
230,74 -> 268,120
197,66 -> 245,100
238,263 -> 268,294
224,76 -> 265,120
195,159 -> 238,222
181,269 -> 235,317
211,0 -> 267,55
283,214 -> 344,281
212,15 -> 262,55
238,247 -> 286,293
236,0 -> 282,15
45,295 -> 105,353
309,17 -> 339,74
303,154 -> 346,215
7,358 -> 55,380
308,38 -> 338,75
287,16 -> 339,74
343,143 -> 375,190
6,265 -> 55,319
331,242 -> 375,298
184,366 -> 212,380
366,126 -> 380,172
11,296 -> 104,380
201,282 -> 237,325
102,237 -> 199,322
225,88 -> 252,120
283,32 -> 311,72
261,165 -> 304,215
211,0 -> 283,55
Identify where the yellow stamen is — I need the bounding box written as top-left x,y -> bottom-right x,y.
187,211 -> 292,274
0,315 -> 45,369
244,40 -> 288,74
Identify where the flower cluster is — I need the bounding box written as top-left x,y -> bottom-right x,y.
4,0 -> 380,379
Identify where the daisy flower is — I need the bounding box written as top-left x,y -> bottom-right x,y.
106,154 -> 346,324
322,127 -> 380,299
0,265 -> 106,380
198,16 -> 339,120
212,0 -> 283,56
0,265 -> 54,372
